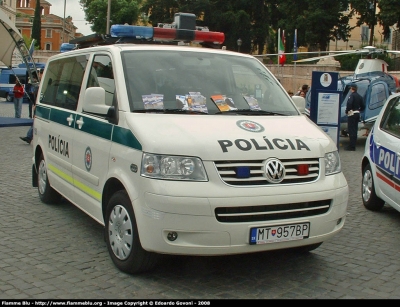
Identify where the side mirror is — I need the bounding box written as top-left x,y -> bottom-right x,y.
83,87 -> 109,115
292,95 -> 306,114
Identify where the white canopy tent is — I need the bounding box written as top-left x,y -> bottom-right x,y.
0,9 -> 24,68
0,10 -> 38,84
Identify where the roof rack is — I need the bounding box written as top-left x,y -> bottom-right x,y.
68,13 -> 225,50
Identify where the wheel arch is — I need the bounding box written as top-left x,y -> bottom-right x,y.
102,177 -> 126,221
361,156 -> 370,175
32,145 -> 44,187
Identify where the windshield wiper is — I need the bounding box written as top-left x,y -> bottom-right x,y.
134,109 -> 164,113
133,109 -> 207,114
215,109 -> 285,115
164,109 -> 208,114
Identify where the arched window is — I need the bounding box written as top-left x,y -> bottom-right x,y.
45,43 -> 51,50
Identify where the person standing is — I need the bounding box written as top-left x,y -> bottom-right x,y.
345,83 -> 365,151
26,72 -> 38,118
20,69 -> 43,144
13,79 -> 24,118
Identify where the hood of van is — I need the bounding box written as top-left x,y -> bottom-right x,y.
125,114 -> 336,160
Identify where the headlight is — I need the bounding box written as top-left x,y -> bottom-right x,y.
324,151 -> 341,175
141,153 -> 208,181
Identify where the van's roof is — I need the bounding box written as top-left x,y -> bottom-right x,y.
49,43 -> 250,61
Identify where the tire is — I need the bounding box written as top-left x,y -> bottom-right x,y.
362,164 -> 385,211
105,190 -> 159,274
37,154 -> 62,204
6,94 -> 12,102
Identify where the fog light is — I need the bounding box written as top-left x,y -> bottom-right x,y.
337,218 -> 342,225
167,231 -> 178,241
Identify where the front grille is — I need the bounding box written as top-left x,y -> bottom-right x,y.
215,158 -> 320,186
215,199 -> 331,223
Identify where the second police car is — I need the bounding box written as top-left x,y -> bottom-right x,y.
361,92 -> 400,212
31,13 -> 349,274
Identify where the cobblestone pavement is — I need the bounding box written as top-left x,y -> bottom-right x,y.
1,99 -> 400,300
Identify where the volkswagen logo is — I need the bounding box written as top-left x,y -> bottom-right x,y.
263,158 -> 285,183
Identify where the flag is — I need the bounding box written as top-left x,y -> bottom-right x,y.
293,29 -> 298,61
278,29 -> 286,66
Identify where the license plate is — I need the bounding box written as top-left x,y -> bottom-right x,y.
249,222 -> 310,245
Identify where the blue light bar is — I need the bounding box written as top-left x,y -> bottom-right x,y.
110,25 -> 154,39
109,24 -> 225,44
60,43 -> 76,53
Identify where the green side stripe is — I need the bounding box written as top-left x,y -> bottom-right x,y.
48,163 -> 101,201
50,108 -> 75,128
35,104 -> 142,150
75,116 -> 112,140
35,105 -> 51,119
113,125 -> 142,150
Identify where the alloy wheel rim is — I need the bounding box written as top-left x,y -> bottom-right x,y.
38,160 -> 47,195
362,170 -> 372,202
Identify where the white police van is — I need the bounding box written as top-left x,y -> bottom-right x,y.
31,13 -> 349,274
361,92 -> 400,212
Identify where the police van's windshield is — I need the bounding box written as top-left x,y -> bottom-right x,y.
121,50 -> 298,115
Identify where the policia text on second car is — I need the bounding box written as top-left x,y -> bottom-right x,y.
345,83 -> 365,151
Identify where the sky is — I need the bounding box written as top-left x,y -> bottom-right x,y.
47,0 -> 94,36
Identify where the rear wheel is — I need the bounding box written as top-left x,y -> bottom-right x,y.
6,94 -> 12,102
105,190 -> 159,274
37,154 -> 62,204
362,164 -> 385,211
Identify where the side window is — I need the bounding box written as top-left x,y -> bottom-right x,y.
40,55 -> 88,110
369,83 -> 387,110
381,97 -> 400,138
87,55 -> 115,106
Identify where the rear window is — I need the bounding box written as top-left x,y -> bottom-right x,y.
40,55 -> 88,111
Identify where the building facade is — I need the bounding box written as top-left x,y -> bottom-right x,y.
328,6 -> 398,51
16,0 -> 83,52
0,0 -> 17,24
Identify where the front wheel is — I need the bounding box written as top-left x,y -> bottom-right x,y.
6,94 -> 12,102
362,164 -> 385,211
105,190 -> 159,274
37,154 -> 62,204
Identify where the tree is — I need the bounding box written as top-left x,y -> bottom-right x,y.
31,0 -> 41,49
377,0 -> 400,40
80,0 -> 141,34
140,0 -> 186,25
203,1 -> 252,53
140,0 -> 252,52
350,0 -> 378,46
275,0 -> 353,53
